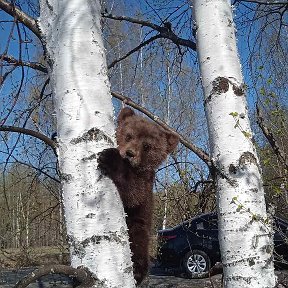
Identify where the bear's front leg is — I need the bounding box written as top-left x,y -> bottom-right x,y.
97,148 -> 122,178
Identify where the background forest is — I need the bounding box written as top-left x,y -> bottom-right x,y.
0,0 -> 287,268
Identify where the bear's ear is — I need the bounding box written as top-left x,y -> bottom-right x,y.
117,107 -> 135,125
166,132 -> 179,154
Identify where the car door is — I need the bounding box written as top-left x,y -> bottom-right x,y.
274,217 -> 288,264
194,214 -> 221,260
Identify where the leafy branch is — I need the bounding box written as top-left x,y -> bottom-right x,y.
229,112 -> 252,139
256,104 -> 288,170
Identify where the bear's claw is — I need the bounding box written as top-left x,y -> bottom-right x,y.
97,148 -> 120,175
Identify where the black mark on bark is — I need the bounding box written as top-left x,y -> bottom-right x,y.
81,232 -> 126,247
212,77 -> 229,94
86,213 -> 96,218
82,153 -> 97,162
229,164 -> 237,174
205,77 -> 245,105
61,173 -> 73,183
71,128 -> 114,145
239,151 -> 257,166
233,84 -> 245,96
228,152 -> 258,175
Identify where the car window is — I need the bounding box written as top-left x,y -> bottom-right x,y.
195,216 -> 218,231
274,219 -> 288,238
196,222 -> 204,230
184,220 -> 195,230
208,218 -> 218,230
182,214 -> 218,232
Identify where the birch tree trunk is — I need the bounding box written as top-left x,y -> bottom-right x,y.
192,1 -> 276,287
38,1 -> 135,287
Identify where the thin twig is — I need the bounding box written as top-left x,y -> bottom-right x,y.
102,12 -> 196,51
0,125 -> 57,151
108,34 -> 162,69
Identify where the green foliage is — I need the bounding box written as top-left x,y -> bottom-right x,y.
229,112 -> 238,117
236,204 -> 244,212
258,143 -> 288,218
230,112 -> 252,139
242,131 -> 252,138
256,68 -> 288,218
231,196 -> 238,204
259,87 -> 266,96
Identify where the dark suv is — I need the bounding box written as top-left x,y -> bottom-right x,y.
156,212 -> 288,278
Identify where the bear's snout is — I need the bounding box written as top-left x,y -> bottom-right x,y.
122,148 -> 140,167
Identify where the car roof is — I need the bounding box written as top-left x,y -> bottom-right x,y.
159,212 -> 217,232
275,215 -> 288,226
159,212 -> 288,233
181,211 -> 217,225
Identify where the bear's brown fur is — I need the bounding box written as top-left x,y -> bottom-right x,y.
97,107 -> 179,285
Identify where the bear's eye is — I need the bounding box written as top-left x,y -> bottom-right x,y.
143,143 -> 151,151
125,134 -> 132,142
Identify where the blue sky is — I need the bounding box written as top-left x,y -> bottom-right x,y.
0,1 -> 286,168
0,1 -> 267,112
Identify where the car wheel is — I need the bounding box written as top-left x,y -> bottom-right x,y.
183,250 -> 211,278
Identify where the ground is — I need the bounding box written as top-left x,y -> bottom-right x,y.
1,267 -> 288,288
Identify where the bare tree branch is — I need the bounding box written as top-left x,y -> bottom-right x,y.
14,265 -> 96,288
102,12 -> 196,51
0,66 -> 16,85
256,104 -> 288,169
111,91 -> 211,166
0,125 -> 57,151
108,34 -> 162,69
1,54 -> 48,73
0,0 -> 42,39
0,86 -> 210,166
6,157 -> 60,183
236,0 -> 288,4
0,89 -> 211,169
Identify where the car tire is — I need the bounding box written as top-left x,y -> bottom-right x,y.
183,249 -> 211,278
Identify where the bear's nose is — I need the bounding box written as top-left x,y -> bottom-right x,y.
126,150 -> 135,158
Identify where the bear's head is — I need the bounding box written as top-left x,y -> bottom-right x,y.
116,107 -> 179,170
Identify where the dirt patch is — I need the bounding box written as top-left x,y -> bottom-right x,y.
147,274 -> 222,288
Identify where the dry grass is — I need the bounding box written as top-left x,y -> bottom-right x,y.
0,246 -> 70,269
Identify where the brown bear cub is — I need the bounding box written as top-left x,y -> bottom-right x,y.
97,107 -> 179,285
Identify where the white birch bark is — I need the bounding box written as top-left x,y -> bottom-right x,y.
38,1 -> 135,287
162,60 -> 172,230
192,1 -> 276,287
